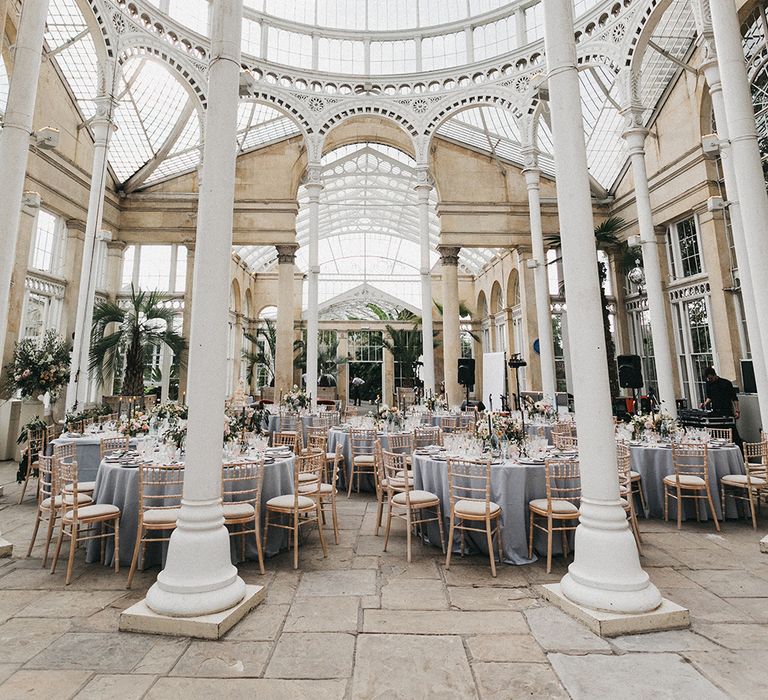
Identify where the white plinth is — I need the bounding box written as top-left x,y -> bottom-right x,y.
760,535 -> 768,554
0,538 -> 12,558
119,584 -> 266,639
541,583 -> 689,638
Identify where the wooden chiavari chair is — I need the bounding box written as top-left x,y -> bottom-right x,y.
347,428 -> 377,497
278,413 -> 303,449
300,444 -> 343,545
272,431 -> 300,452
27,455 -> 91,567
445,457 -> 502,577
382,449 -> 444,563
264,450 -> 327,569
222,459 -> 266,574
616,442 -> 642,553
528,458 -> 581,573
707,427 -> 733,443
721,440 -> 768,529
665,444 -> 720,531
46,423 -> 63,444
99,435 -> 130,461
18,427 -> 46,504
50,459 -> 120,585
127,463 -> 184,588
553,433 -> 578,451
440,416 -> 461,434
413,425 -> 442,449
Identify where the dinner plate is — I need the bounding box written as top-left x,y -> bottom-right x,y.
518,458 -> 545,465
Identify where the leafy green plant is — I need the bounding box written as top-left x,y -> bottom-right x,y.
89,285 -> 186,398
2,330 -> 70,401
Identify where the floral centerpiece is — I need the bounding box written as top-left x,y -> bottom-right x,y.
477,414 -> 526,452
120,412 -> 150,437
424,395 -> 448,412
163,420 -> 187,450
526,397 -> 557,422
373,404 -> 403,430
630,411 -> 678,440
224,412 -> 246,443
153,402 -> 188,423
281,385 -> 310,415
2,330 -> 70,401
64,403 -> 112,432
244,402 -> 271,435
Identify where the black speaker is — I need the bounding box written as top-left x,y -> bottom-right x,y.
458,358 -> 475,388
617,355 -> 643,389
741,360 -> 757,394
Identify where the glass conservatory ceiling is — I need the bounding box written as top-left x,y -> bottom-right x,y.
41,0 -> 697,198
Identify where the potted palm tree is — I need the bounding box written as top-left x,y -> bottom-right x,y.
89,285 -> 187,398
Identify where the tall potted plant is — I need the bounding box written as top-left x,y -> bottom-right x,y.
89,285 -> 187,397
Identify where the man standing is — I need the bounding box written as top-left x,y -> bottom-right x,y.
701,367 -> 741,446
351,375 -> 364,407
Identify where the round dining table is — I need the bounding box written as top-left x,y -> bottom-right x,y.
86,454 -> 295,568
47,433 -> 136,482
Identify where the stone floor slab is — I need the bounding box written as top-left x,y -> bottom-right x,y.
170,640 -> 271,678
0,617 -> 72,663
0,669 -> 92,700
661,586 -> 754,623
380,578 -> 447,610
296,570 -> 376,597
265,632 -> 355,679
473,662 -> 569,699
524,606 -> 612,653
74,673 -> 157,699
549,652 -> 728,699
283,596 -> 360,633
25,631 -> 156,672
363,609 -> 527,635
351,634 -> 476,699
16,590 -> 125,618
146,677 -> 348,699
224,604 -> 289,641
682,568 -> 768,598
448,586 -> 535,611
466,634 -> 548,663
693,622 -> 768,650
684,649 -> 768,699
611,629 -> 718,652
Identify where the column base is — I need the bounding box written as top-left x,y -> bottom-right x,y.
760,535 -> 768,554
0,537 -> 12,558
120,584 -> 266,639
541,583 -> 689,638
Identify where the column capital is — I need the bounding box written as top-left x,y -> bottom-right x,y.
521,146 -> 541,173
414,166 -> 434,198
106,239 -> 127,253
22,191 -> 41,210
275,244 -> 299,264
621,107 -> 648,153
65,218 -> 86,234
303,163 -> 324,199
437,245 -> 461,266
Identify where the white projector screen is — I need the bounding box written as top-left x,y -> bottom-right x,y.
482,352 -> 507,411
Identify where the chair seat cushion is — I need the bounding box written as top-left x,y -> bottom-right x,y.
454,499 -> 501,517
663,474 -> 706,488
529,498 -> 579,515
722,473 -> 767,487
326,452 -> 337,460
223,502 -> 255,519
392,489 -> 439,506
42,492 -> 92,509
298,482 -> 335,496
143,507 -> 181,525
63,481 -> 96,493
383,476 -> 413,489
64,503 -> 120,521
354,455 -> 375,464
298,472 -> 319,483
267,494 -> 315,510
629,471 -> 641,480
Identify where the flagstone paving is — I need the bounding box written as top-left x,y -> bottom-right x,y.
1,458 -> 767,698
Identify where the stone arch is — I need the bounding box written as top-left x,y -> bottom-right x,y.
507,268 -> 520,308
241,86 -> 314,139
76,0 -> 115,62
317,102 -> 420,143
320,115 -> 417,160
244,288 -> 254,323
476,290 -> 489,320
625,0 -> 677,76
230,279 -> 242,316
490,281 -> 504,316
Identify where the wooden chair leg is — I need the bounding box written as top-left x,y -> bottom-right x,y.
374,489 -> 384,536
347,465 -> 354,498
748,489 -> 758,530
445,513 -> 455,570
317,504 -> 328,558
435,504 -> 446,554
27,511 -> 42,558
497,519 -> 503,563
50,522 -> 66,575
546,517 -> 553,574
263,511 -> 271,555
114,520 -> 120,574
254,517 -> 266,575
676,487 -> 682,529
637,480 -> 648,517
331,495 -> 340,545
485,518 -> 496,578
292,512 -> 300,570
706,489 -> 721,532
560,526 -> 569,558
126,525 -> 143,589
42,512 -> 57,568
383,500 -> 393,553
65,524 -> 78,585
405,508 -> 413,563
663,486 -> 669,522
528,509 -> 535,559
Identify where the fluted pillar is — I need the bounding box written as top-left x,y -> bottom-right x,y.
522,158 -> 557,400
66,90 -> 118,411
304,166 -> 323,408
275,244 -> 298,395
700,57 -> 768,428
416,169 -> 435,394
178,243 -> 195,401
143,0 -> 246,617
544,0 -> 661,614
439,246 -> 462,407
0,0 -> 50,361
622,111 -> 678,417
709,0 -> 768,401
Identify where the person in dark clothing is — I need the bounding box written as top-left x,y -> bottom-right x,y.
701,367 -> 742,447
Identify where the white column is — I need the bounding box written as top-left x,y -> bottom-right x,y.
0,0 -> 50,361
275,244 -> 298,395
305,168 -> 323,409
622,113 -> 678,417
710,0 -> 768,399
439,246 -> 463,407
543,0 -> 661,613
65,91 -> 117,411
144,0 -> 246,617
178,243 -> 195,401
416,170 -> 435,395
522,158 -> 557,401
701,59 -> 768,428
